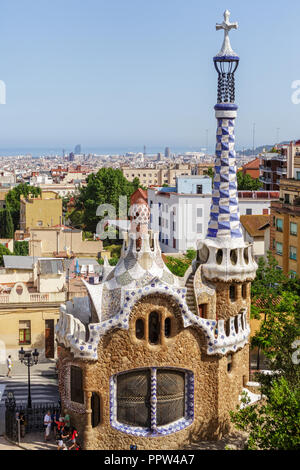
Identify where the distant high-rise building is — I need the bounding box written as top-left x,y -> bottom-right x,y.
69,152 -> 75,162
74,144 -> 82,154
165,147 -> 171,158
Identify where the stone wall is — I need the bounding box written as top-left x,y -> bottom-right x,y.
215,281 -> 251,321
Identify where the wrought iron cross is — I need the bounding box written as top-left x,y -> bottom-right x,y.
216,10 -> 238,56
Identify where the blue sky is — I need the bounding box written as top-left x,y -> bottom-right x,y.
0,0 -> 299,152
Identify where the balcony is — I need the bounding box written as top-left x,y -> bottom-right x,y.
259,165 -> 272,173
272,200 -> 300,215
276,167 -> 287,176
0,285 -> 66,305
276,155 -> 287,162
259,176 -> 272,184
238,191 -> 279,200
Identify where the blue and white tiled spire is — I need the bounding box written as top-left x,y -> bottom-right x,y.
206,10 -> 243,242
198,11 -> 257,282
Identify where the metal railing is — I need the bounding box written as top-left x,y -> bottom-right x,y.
5,402 -> 60,441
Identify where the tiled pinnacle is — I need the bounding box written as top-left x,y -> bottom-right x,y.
206,114 -> 243,240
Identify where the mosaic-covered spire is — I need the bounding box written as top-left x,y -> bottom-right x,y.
206,10 -> 243,242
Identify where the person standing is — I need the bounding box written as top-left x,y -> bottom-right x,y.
19,412 -> 26,438
6,355 -> 12,378
44,410 -> 52,442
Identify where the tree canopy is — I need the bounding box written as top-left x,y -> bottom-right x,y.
0,244 -> 13,266
230,252 -> 300,449
70,168 -> 141,234
237,171 -> 262,191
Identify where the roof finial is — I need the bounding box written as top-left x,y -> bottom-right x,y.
216,10 -> 238,57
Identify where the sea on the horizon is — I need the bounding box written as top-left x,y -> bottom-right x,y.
0,145 -> 216,158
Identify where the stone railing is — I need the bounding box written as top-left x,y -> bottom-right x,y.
0,291 -> 65,304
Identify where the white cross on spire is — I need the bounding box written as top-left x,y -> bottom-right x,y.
215,10 -> 238,57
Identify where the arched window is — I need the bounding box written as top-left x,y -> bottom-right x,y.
225,319 -> 230,336
164,317 -> 171,338
70,366 -> 84,404
227,354 -> 233,373
234,315 -> 239,334
91,392 -> 101,428
135,319 -> 144,340
149,312 -> 160,344
242,284 -> 247,299
229,285 -> 236,302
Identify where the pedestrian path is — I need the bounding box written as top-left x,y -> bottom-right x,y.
0,436 -> 22,450
0,375 -> 59,405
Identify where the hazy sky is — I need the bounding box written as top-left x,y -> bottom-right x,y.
0,0 -> 300,152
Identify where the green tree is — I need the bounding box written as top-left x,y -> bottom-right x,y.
74,168 -> 141,234
4,205 -> 14,239
251,252 -> 287,316
251,290 -> 300,388
0,244 -> 13,266
237,172 -> 262,190
14,241 -> 29,256
251,252 -> 298,370
0,206 -> 14,238
230,253 -> 300,449
67,209 -> 84,229
206,167 -> 214,182
230,377 -> 300,450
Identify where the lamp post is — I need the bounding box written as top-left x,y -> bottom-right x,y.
18,347 -> 39,409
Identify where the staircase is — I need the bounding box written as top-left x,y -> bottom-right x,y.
185,274 -> 198,315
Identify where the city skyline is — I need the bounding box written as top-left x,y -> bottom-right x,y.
0,1 -> 299,151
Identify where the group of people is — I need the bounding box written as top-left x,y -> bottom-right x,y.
43,410 -> 80,450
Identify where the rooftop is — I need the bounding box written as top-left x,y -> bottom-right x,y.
240,215 -> 270,237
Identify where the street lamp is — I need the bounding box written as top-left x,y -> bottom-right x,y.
18,347 -> 39,408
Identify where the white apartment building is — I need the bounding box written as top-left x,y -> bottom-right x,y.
30,174 -> 53,185
148,188 -> 279,253
0,171 -> 16,185
36,183 -> 81,197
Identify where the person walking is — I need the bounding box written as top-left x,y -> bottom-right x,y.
6,356 -> 12,378
44,410 -> 52,442
57,424 -> 69,450
68,427 -> 79,450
